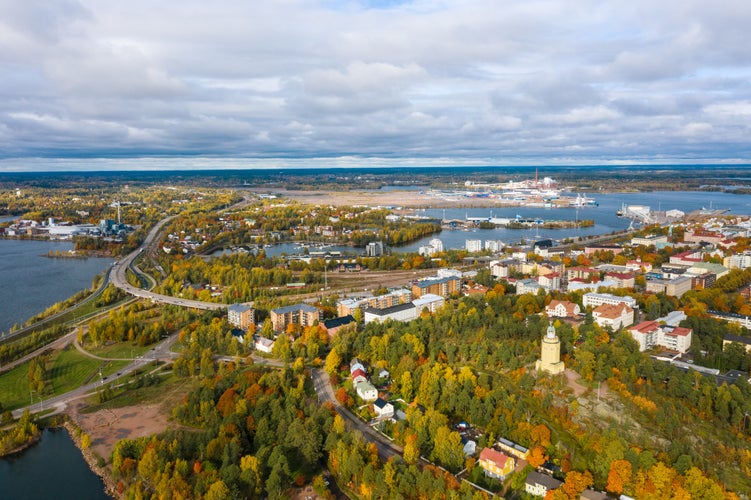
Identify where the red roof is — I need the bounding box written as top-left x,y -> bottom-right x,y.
607,272 -> 635,280
351,368 -> 368,380
667,327 -> 692,337
630,320 -> 660,333
479,447 -> 511,468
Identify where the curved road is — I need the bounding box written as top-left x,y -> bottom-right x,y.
109,215 -> 225,311
311,368 -> 404,462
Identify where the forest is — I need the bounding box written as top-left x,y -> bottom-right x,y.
102,269 -> 751,499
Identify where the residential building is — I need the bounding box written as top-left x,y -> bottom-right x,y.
723,334 -> 751,354
412,293 -> 445,314
516,278 -> 543,295
631,234 -> 669,247
689,272 -> 716,290
322,315 -> 356,337
628,321 -> 692,353
412,276 -> 460,298
582,292 -> 637,309
545,300 -> 581,318
684,229 -> 724,245
605,272 -> 635,289
356,381 -> 378,401
584,245 -> 624,256
478,448 -> 515,480
270,303 -> 321,333
661,326 -> 693,353
645,276 -> 692,298
592,303 -> 634,330
538,272 -> 561,291
373,398 -> 394,419
465,239 -> 483,253
253,335 -> 275,353
418,238 -> 444,256
525,471 -> 562,497
670,250 -> 703,266
496,437 -> 530,460
352,368 -> 368,385
724,252 -> 751,270
227,303 -> 255,330
485,240 -> 505,252
565,266 -> 599,282
366,241 -> 384,257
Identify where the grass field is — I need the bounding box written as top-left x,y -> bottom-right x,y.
87,341 -> 151,360
0,361 -> 32,410
81,371 -> 197,413
49,346 -> 130,396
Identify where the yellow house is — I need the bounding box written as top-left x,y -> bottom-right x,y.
479,447 -> 515,480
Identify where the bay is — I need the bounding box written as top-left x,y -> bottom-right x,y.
0,240 -> 112,336
396,190 -> 751,252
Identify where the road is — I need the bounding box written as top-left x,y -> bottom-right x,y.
11,334 -> 178,419
109,215 -> 226,311
311,368 -> 404,462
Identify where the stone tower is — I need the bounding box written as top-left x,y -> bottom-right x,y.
536,322 -> 565,375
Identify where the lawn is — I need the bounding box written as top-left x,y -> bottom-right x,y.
49,345 -> 105,395
0,361 -> 33,411
87,341 -> 151,360
81,371 -> 197,413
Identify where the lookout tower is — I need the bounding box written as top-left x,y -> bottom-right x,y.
536,322 -> 565,375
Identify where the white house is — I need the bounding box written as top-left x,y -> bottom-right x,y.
592,303 -> 634,330
356,381 -> 378,401
525,471 -> 562,497
545,300 -> 581,318
373,398 -> 394,419
253,335 -> 275,353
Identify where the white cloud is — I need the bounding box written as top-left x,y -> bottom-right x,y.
0,0 -> 750,166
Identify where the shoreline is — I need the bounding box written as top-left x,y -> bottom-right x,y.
62,419 -> 119,499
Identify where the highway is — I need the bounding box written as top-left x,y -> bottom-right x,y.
109,215 -> 226,311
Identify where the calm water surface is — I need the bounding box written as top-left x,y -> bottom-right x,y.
0,239 -> 112,335
0,428 -> 110,500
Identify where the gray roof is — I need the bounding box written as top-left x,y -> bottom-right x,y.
363,302 -> 416,316
526,471 -> 562,490
272,303 -> 319,314
227,303 -> 253,313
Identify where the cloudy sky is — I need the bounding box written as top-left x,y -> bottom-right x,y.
1,0 -> 750,170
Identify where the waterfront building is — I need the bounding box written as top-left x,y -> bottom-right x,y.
465,239 -> 483,253
366,241 -> 384,257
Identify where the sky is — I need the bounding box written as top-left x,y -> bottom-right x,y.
1,0 -> 751,170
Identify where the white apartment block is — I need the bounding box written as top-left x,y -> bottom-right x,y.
582,292 -> 637,309
466,239 -> 483,253
628,321 -> 692,353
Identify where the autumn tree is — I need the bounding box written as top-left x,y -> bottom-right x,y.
606,459 -> 632,495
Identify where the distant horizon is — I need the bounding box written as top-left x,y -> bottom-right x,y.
1,158 -> 751,174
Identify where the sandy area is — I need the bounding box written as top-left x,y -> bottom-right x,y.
70,403 -> 174,462
276,188 -> 502,208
